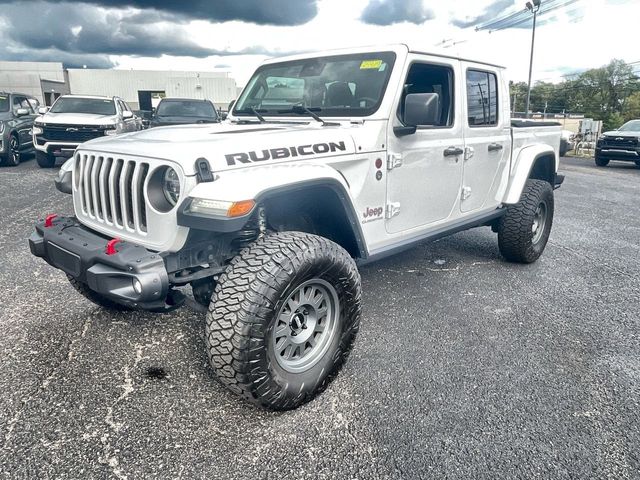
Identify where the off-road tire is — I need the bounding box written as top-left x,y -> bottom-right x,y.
6,134 -> 21,166
498,179 -> 554,264
594,155 -> 609,167
36,150 -> 56,168
206,231 -> 362,410
635,160 -> 640,167
67,274 -> 132,311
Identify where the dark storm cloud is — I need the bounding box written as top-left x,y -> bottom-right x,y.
0,45 -> 116,69
451,0 -> 515,28
0,1 -> 297,67
360,0 -> 434,25
0,0 -> 319,26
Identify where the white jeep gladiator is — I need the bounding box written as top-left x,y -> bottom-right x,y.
30,45 -> 564,410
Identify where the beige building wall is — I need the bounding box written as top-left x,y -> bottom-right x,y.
67,69 -> 238,110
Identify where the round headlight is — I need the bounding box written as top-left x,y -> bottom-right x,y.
162,167 -> 180,206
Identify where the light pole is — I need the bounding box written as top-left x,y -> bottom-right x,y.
525,0 -> 541,118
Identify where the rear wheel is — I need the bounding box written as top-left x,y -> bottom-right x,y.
206,231 -> 362,410
497,179 -> 554,264
595,155 -> 609,167
67,275 -> 132,311
6,134 -> 21,166
36,150 -> 56,168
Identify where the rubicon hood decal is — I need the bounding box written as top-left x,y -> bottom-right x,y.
225,141 -> 347,166
79,122 -> 359,174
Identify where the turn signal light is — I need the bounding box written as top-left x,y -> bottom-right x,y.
228,200 -> 256,218
188,198 -> 256,218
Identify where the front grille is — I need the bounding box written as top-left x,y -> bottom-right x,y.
602,137 -> 638,149
76,153 -> 149,234
42,124 -> 106,143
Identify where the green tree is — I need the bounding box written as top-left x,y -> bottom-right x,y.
623,91 -> 640,121
509,59 -> 640,122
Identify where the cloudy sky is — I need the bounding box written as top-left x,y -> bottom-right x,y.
0,0 -> 637,86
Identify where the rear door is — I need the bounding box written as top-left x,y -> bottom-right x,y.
460,66 -> 511,213
385,55 -> 464,234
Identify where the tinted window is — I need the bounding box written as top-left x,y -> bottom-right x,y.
234,51 -> 396,117
157,100 -> 217,118
0,94 -> 8,112
467,70 -> 498,126
50,97 -> 116,115
399,63 -> 454,127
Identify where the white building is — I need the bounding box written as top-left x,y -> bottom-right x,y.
0,61 -> 69,105
67,69 -> 238,110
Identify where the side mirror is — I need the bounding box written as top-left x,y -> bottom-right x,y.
228,99 -> 236,112
221,112 -> 228,121
38,106 -> 49,115
122,110 -> 133,119
16,108 -> 29,117
395,93 -> 441,137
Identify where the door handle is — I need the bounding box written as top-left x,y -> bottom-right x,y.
488,143 -> 504,152
443,146 -> 464,157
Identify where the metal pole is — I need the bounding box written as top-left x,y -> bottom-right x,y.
525,8 -> 537,118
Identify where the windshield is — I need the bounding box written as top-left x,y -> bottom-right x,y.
50,97 -> 116,115
618,120 -> 640,132
0,95 -> 8,112
157,100 -> 217,118
234,51 -> 396,117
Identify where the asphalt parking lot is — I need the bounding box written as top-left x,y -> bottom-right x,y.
0,156 -> 638,479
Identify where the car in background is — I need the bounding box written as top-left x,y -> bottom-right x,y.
32,95 -> 141,168
0,92 -> 39,166
134,110 -> 153,129
149,98 -> 220,127
559,129 -> 574,157
595,119 -> 640,167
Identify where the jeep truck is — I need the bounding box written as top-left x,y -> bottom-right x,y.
30,45 -> 564,410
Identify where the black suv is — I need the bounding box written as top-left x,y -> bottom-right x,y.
0,92 -> 39,166
596,119 -> 640,167
149,98 -> 220,127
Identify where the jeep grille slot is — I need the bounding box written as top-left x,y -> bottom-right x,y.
76,153 -> 149,235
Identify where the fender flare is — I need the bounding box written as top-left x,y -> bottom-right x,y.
177,164 -> 368,258
503,144 -> 557,204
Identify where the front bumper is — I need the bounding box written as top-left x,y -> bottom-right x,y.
34,136 -> 79,158
595,147 -> 640,161
29,216 -> 175,311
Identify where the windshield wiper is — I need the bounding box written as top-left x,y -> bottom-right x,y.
234,107 -> 267,123
279,104 -> 339,126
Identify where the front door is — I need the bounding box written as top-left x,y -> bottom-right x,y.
460,66 -> 511,213
12,95 -> 36,146
385,56 -> 464,234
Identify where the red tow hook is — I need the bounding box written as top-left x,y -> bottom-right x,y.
105,238 -> 123,256
44,214 -> 58,228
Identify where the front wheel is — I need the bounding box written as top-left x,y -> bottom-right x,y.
5,134 -> 21,166
595,155 -> 609,167
497,179 -> 554,264
206,232 -> 362,410
36,150 -> 56,168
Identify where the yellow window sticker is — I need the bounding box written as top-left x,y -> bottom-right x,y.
360,60 -> 383,70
